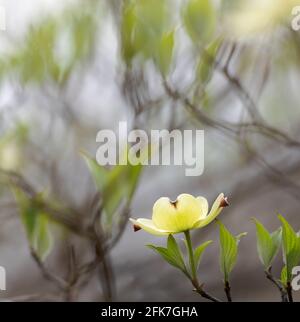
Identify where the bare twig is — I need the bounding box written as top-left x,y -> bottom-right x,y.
30,248 -> 67,291
286,282 -> 294,303
224,281 -> 232,302
265,268 -> 288,302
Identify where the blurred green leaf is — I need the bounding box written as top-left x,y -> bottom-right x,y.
1,3 -> 97,85
197,38 -> 221,83
71,12 -> 95,61
156,30 -> 175,77
183,0 -> 216,44
33,213 -> 53,261
194,240 -> 213,270
83,153 -> 143,224
121,2 -> 137,65
14,188 -> 38,244
15,20 -> 59,84
121,0 -> 171,65
278,215 -> 300,282
253,218 -> 282,270
218,221 -> 246,282
13,188 -> 53,261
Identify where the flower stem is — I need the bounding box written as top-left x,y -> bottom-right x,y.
265,268 -> 288,302
184,230 -> 197,281
224,281 -> 232,302
184,230 -> 221,302
286,282 -> 294,303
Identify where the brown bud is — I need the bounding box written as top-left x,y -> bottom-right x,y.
220,197 -> 229,208
133,224 -> 142,232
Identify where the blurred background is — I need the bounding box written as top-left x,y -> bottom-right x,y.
0,0 -> 300,301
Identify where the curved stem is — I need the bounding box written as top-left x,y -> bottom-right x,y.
184,230 -> 221,302
265,268 -> 288,302
194,288 -> 221,302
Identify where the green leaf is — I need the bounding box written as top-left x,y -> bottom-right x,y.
156,30 -> 175,77
278,215 -> 300,282
218,221 -> 246,282
253,218 -> 282,270
281,265 -> 288,287
13,188 -> 53,261
196,38 -> 221,83
147,235 -> 188,273
167,235 -> 186,271
194,240 -> 213,270
1,3 -> 97,85
183,0 -> 216,44
121,0 -> 170,65
33,213 -> 53,261
121,2 -> 138,65
83,153 -> 143,225
82,154 -> 109,191
271,228 -> 283,251
147,244 -> 184,272
14,188 -> 38,244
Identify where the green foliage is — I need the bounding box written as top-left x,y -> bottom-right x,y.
167,234 -> 186,270
121,0 -> 174,74
0,4 -> 98,85
281,265 -> 288,287
121,2 -> 137,65
194,240 -> 213,270
156,30 -> 175,77
83,153 -> 143,225
253,218 -> 282,270
197,38 -> 221,84
121,0 -> 220,77
183,0 -> 216,44
147,234 -> 187,273
278,215 -> 300,282
218,221 -> 247,282
13,188 -> 53,261
33,213 -> 53,261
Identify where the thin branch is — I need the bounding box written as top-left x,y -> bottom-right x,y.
265,268 -> 288,302
224,281 -> 232,302
30,248 -> 67,291
193,286 -> 221,303
184,231 -> 222,302
286,282 -> 294,303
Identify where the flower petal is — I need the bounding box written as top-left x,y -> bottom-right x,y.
175,194 -> 206,230
196,196 -> 209,219
129,218 -> 170,236
152,194 -> 205,232
194,193 -> 227,228
152,197 -> 178,231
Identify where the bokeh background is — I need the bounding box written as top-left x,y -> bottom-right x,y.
0,0 -> 300,301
